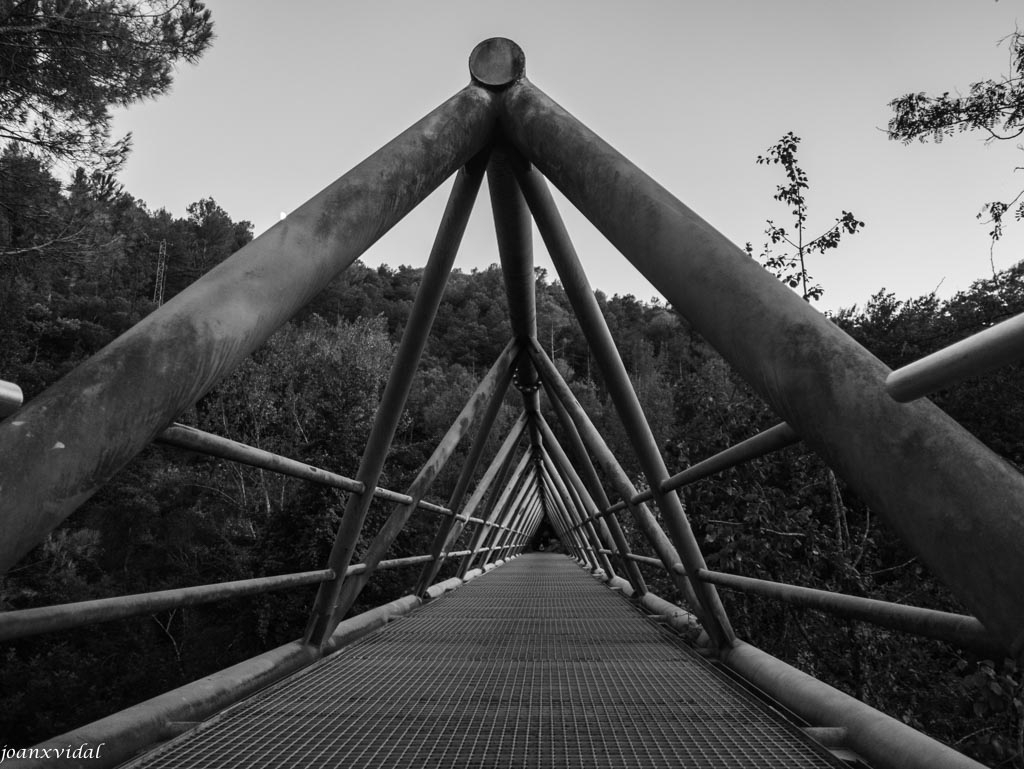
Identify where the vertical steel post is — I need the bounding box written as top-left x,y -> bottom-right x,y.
414,353 -> 519,594
0,86 -> 499,575
514,166 -> 733,646
488,144 -> 544,461
545,390 -> 648,594
457,413 -> 528,576
331,339 -> 518,619
304,155 -> 488,647
502,75 -> 1024,653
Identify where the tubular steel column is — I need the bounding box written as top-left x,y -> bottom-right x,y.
545,389 -> 648,595
305,156 -> 487,647
501,70 -> 1024,654
413,354 -> 519,594
0,84 -> 499,576
515,165 -> 733,647
457,414 -> 528,576
332,340 -> 518,619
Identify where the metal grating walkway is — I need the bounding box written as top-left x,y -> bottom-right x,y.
123,554 -> 849,768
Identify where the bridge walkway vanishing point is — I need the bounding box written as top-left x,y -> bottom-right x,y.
122,554 -> 848,769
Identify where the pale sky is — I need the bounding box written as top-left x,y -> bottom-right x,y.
112,0 -> 1024,313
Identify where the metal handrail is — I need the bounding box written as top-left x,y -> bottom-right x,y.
157,423 -> 451,516
0,549 -> 498,642
887,311 -> 1024,402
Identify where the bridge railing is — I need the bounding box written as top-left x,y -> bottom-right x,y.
0,418 -> 527,644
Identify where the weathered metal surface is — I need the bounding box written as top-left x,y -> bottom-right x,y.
887,311 -> 1024,401
469,37 -> 526,89
515,164 -> 733,648
661,422 -> 800,493
0,570 -> 333,642
699,568 -> 1003,657
501,74 -> 1024,656
305,154 -> 489,647
0,85 -> 499,576
721,640 -> 987,769
0,378 -> 22,420
488,146 -> 542,429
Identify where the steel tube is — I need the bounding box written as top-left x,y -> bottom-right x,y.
627,553 -> 674,569
698,568 -> 1003,656
158,423 -> 447,514
488,145 -> 543,429
661,422 -> 800,492
539,457 -> 595,567
457,415 -> 528,576
721,641 -> 987,769
305,153 -> 488,646
0,85 -> 499,576
536,418 -> 617,574
515,163 -> 733,647
546,392 -> 647,594
887,312 -> 1024,401
0,570 -> 333,642
530,342 -> 708,620
0,378 -> 22,420
332,338 -> 517,616
502,75 -> 1024,656
414,357 -> 519,594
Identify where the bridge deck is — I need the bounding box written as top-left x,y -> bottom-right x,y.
125,554 -> 847,768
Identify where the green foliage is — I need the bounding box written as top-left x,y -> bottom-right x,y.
0,0 -> 213,171
888,29 -> 1024,247
745,132 -> 864,301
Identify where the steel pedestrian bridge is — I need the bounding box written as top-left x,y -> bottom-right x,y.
2,37 -> 1023,769
123,554 -> 849,769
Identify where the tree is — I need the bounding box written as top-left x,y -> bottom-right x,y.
745,132 -> 864,301
0,0 -> 214,171
888,29 -> 1024,249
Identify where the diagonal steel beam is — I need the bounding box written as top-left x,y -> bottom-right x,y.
513,162 -> 733,647
456,413 -> 529,576
413,349 -> 520,594
0,83 -> 500,576
544,392 -> 648,594
304,153 -> 489,647
528,342 -> 714,638
500,69 -> 1024,656
329,339 -> 519,620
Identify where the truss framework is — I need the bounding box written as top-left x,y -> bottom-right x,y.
0,37 -> 1017,769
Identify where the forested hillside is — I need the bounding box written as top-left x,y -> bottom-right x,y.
2,126 -> 1024,765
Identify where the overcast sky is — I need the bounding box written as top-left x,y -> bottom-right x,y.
112,0 -> 1024,313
